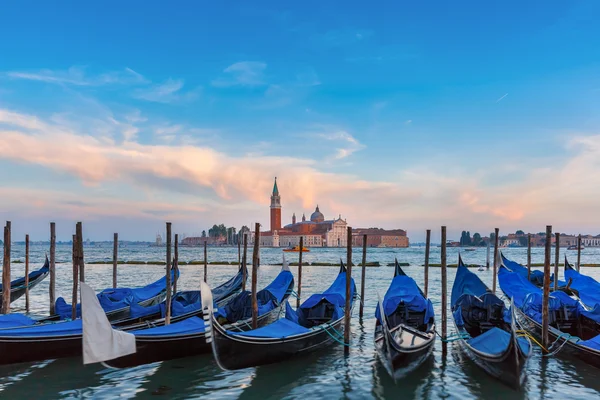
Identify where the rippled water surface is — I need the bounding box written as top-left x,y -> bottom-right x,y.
1,244 -> 600,399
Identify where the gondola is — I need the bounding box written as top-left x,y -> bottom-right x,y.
0,266 -> 243,365
499,263 -> 600,369
500,253 -> 566,288
451,256 -> 531,390
564,257 -> 600,309
103,263 -> 293,368
374,259 -> 435,380
206,260 -> 356,370
0,256 -> 50,307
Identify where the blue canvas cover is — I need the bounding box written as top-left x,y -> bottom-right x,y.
301,271 -> 355,309
129,302 -> 162,319
467,326 -> 530,355
451,262 -> 490,307
215,270 -> 293,322
229,318 -> 310,338
375,275 -> 434,324
133,316 -> 205,337
565,267 -> 600,308
0,319 -> 83,337
0,314 -> 37,329
55,268 -> 178,319
501,254 -> 565,287
578,334 -> 600,351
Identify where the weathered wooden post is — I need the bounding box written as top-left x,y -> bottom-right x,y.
424,229 -> 431,297
50,222 -> 56,314
173,234 -> 179,295
113,233 -> 118,288
165,222 -> 172,325
238,236 -> 241,267
242,234 -> 248,291
25,234 -> 30,312
486,240 -> 490,269
203,240 -> 208,283
71,234 -> 78,320
297,236 -> 304,309
76,222 -> 85,282
359,234 -> 367,319
2,222 -> 11,314
441,226 -> 447,342
492,227 -> 499,294
542,225 -> 552,350
344,226 -> 353,353
527,234 -> 532,281
251,223 -> 260,329
554,232 -> 560,291
577,234 -> 582,271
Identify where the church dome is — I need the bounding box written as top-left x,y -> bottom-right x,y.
310,205 -> 325,223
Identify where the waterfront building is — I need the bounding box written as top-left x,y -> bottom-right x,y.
352,228 -> 409,248
259,178 -> 348,247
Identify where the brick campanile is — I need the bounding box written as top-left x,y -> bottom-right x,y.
270,177 -> 282,232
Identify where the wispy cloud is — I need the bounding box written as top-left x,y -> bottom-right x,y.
6,66 -> 147,86
212,61 -> 267,87
496,93 -> 509,102
317,130 -> 365,160
132,78 -> 200,103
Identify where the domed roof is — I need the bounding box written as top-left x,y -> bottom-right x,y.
310,205 -> 325,223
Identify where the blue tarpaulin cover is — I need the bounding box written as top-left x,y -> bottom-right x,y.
577,334 -> 600,351
301,271 -> 355,309
133,316 -> 205,337
451,262 -> 490,307
467,327 -> 531,355
565,267 -> 600,308
0,314 -> 37,329
55,269 -> 178,319
228,318 -> 310,338
0,319 -> 83,337
375,275 -> 434,324
501,254 -> 565,287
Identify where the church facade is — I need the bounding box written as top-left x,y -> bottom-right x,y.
259,178 -> 348,247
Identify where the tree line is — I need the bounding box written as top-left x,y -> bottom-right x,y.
202,224 -> 251,245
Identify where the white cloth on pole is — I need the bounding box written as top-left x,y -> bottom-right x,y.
81,281 -> 136,364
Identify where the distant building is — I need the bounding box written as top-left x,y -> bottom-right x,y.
352,228 -> 409,248
181,235 -> 226,246
260,178 -> 348,247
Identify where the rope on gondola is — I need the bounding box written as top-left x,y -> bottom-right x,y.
321,323 -> 352,347
434,330 -> 470,342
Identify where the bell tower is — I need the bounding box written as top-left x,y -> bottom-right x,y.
270,177 -> 281,232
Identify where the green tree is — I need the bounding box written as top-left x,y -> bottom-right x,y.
516,230 -> 525,235
201,230 -> 206,238
472,233 -> 482,246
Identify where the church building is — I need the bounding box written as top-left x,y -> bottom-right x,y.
259,178 -> 348,247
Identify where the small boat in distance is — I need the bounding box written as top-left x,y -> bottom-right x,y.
568,244 -> 584,250
283,245 -> 310,252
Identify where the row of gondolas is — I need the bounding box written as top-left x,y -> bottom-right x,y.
0,253 -> 599,391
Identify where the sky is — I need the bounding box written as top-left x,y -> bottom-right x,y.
0,1 -> 600,242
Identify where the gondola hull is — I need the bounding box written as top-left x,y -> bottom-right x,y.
105,294 -> 287,368
212,315 -> 346,370
374,324 -> 435,380
514,308 -> 600,369
0,261 -> 50,307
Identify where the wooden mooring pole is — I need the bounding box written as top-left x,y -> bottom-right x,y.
297,236 -> 303,309
344,226 -> 353,353
242,234 -> 248,291
424,229 -> 431,297
71,234 -> 78,320
203,240 -> 208,283
486,240 -> 490,270
238,236 -> 241,267
441,226 -> 447,342
492,227 -> 499,294
2,222 -> 11,314
554,232 -> 560,291
165,222 -> 172,325
577,234 -> 582,271
527,234 -> 532,281
50,222 -> 56,314
76,222 -> 84,282
542,225 -> 552,351
359,234 -> 367,319
113,233 -> 118,288
173,234 -> 179,295
25,234 -> 30,312
251,223 -> 260,329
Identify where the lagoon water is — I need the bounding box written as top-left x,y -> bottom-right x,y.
0,243 -> 599,399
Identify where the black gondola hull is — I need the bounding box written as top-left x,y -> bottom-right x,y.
0,261 -> 50,307
374,324 -> 435,380
211,316 -> 346,370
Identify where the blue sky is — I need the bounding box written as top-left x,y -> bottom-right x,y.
0,1 -> 599,241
